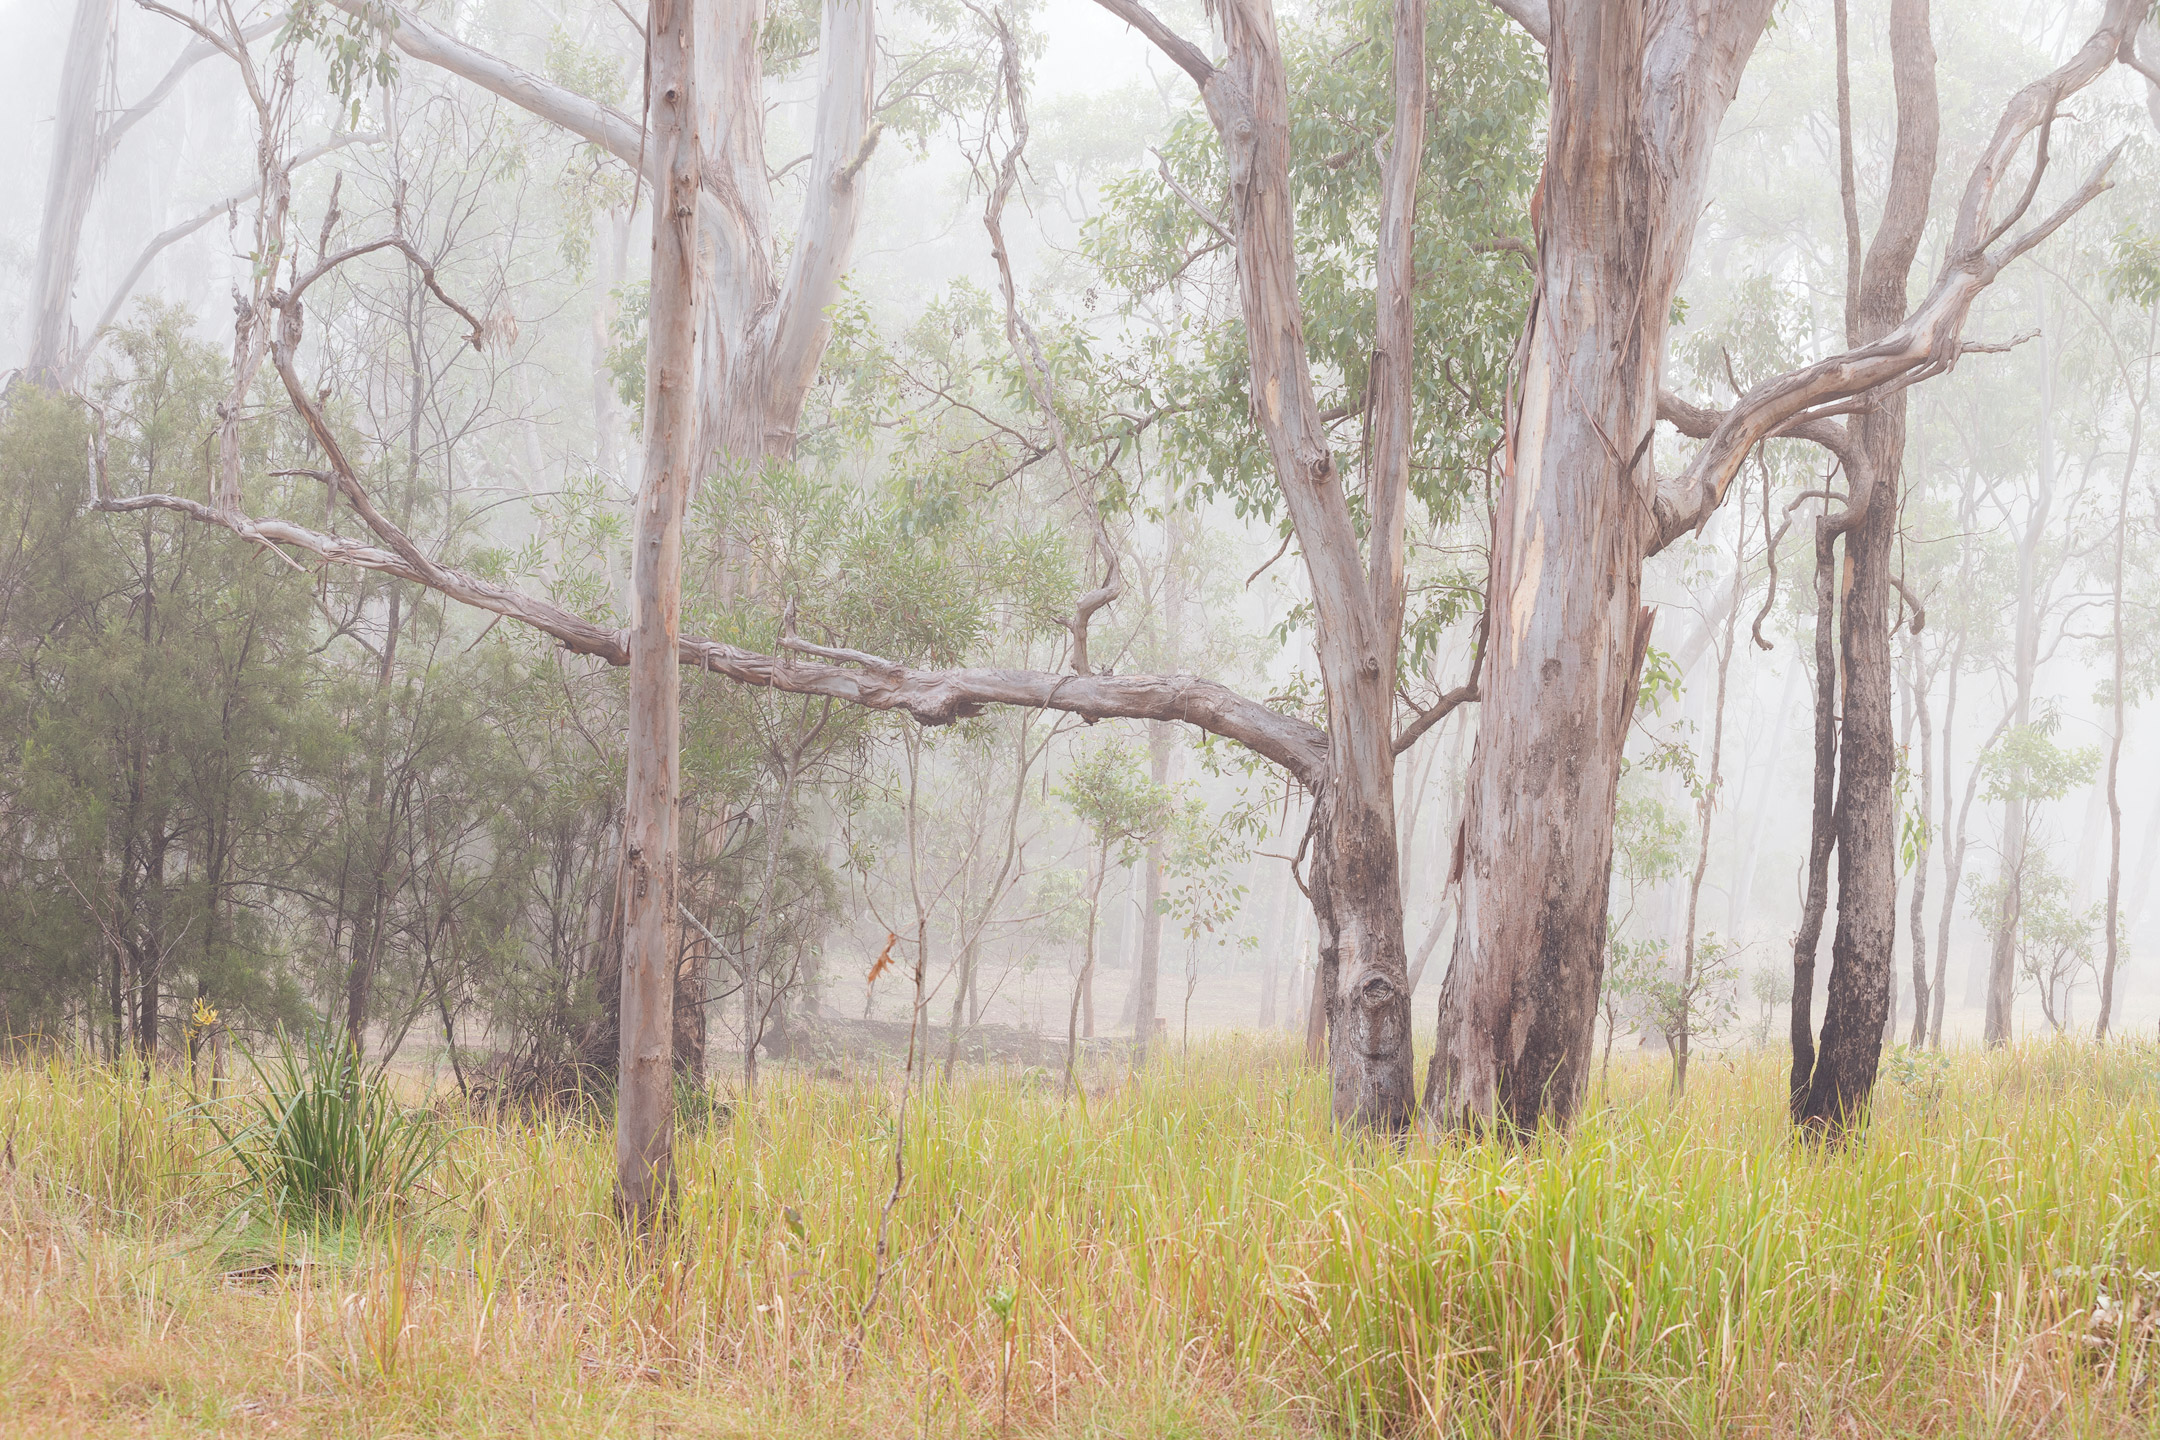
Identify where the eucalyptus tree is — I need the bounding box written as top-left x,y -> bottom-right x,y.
1420,0 -> 2156,1134
96,0 -> 2154,1156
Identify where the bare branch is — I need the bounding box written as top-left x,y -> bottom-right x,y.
324,0 -> 648,172
287,234 -> 487,347
101,20 -> 279,162
79,132 -> 377,371
92,490 -> 1330,784
1152,147 -> 1231,241
976,6 -> 1123,675
1648,0 -> 2144,554
1891,575 -> 1926,634
1392,676 -> 1479,755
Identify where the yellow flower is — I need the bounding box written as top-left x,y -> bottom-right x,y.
189,996 -> 219,1035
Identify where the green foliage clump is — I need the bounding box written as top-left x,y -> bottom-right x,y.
207,1027 -> 450,1226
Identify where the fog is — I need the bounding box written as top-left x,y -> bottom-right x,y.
2,0 -> 2157,1085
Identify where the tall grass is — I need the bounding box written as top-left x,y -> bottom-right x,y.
0,1038 -> 2155,1436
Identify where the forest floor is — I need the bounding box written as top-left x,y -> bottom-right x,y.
2,1038 -> 2158,1438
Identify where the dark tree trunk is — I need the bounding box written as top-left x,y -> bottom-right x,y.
1789,524 -> 1839,1118
1793,0 -> 1934,1134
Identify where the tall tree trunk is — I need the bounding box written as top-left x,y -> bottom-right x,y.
1426,0 -> 1771,1133
615,0 -> 700,1229
135,829 -> 170,1063
24,0 -> 113,382
1795,0 -> 1933,1133
1728,659 -> 1803,936
344,586 -> 404,1054
1133,723 -> 1170,1063
1676,494 -> 1746,1097
1070,838 -> 1106,1096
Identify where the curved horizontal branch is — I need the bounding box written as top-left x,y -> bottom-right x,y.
1393,617 -> 1486,755
90,493 -> 1330,787
1392,682 -> 1477,755
102,19 -> 281,163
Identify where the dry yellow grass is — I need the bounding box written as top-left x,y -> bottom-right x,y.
1,1036 -> 2157,1437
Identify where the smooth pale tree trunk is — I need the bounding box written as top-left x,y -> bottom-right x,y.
1132,489 -> 1189,1064
1069,839 -> 1108,1096
1429,0 -> 1771,1132
1135,777 -> 1164,1062
615,0 -> 701,1230
1728,658 -> 1803,936
1984,299 -> 2054,1046
1675,498 -> 1746,1096
24,0 -> 113,382
2096,301 -> 2152,1036
1089,0 -> 1429,1127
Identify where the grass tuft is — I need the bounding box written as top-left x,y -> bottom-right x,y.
202,1027 -> 450,1226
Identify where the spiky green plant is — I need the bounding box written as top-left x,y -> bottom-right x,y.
204,1026 -> 448,1225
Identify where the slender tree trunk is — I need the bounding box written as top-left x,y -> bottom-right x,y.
1729,659 -> 1804,936
1985,297 -> 2053,1047
1907,640 -> 1934,1047
615,0 -> 700,1228
344,587 -> 404,1054
1070,838 -> 1106,1096
1932,656 -> 1961,1045
1789,522 -> 1839,1117
1133,723 -> 1170,1063
135,830 -> 170,1063
1677,498 -> 1746,1097
2096,304 -> 2152,1036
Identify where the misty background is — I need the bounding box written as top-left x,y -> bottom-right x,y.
2,0 -> 2156,1078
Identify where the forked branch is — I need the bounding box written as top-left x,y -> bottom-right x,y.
975,4 -> 1123,675
1650,0 -> 2147,552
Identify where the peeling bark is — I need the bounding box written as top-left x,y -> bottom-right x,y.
1429,0 -> 1767,1132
